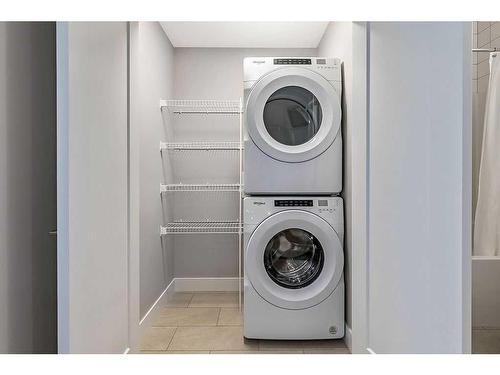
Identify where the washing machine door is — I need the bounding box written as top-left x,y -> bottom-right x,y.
246,210 -> 343,310
246,67 -> 341,163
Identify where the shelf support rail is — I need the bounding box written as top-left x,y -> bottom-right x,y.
238,97 -> 243,311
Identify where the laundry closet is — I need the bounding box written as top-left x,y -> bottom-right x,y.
129,22 -> 353,353
50,21 -> 471,354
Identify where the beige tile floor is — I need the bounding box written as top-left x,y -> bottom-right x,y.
140,292 -> 350,354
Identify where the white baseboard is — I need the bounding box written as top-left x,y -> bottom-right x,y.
344,324 -> 352,353
174,277 -> 239,292
139,278 -> 176,333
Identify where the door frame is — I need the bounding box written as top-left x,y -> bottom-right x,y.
461,21 -> 472,355
56,21 -> 70,354
350,21 -> 369,354
127,21 -> 141,354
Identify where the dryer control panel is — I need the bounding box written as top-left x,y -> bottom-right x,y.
274,58 -> 312,65
243,56 -> 341,83
274,199 -> 313,207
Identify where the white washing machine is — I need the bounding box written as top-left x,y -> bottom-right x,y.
244,57 -> 342,195
244,196 -> 344,340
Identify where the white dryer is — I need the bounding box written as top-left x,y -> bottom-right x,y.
244,196 -> 344,340
244,57 -> 342,195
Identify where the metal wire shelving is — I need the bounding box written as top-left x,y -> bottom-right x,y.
159,98 -> 244,309
160,183 -> 241,193
160,221 -> 242,235
160,99 -> 242,115
159,141 -> 240,151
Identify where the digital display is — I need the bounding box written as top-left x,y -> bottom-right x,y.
275,200 -> 313,207
274,58 -> 312,65
318,200 -> 328,207
316,59 -> 327,65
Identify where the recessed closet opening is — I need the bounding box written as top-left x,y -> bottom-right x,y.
130,21 -> 354,354
2,20 -> 476,355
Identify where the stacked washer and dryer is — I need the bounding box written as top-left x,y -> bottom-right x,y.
243,57 -> 345,340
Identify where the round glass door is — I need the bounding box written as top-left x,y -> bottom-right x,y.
264,228 -> 324,289
246,67 -> 341,163
263,86 -> 323,146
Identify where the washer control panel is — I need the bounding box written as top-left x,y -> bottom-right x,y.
245,197 -> 343,232
274,199 -> 313,207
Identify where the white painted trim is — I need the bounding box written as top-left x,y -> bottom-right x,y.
127,20 -> 141,357
343,324 -> 352,353
174,277 -> 239,292
351,21 -> 369,355
139,278 -> 175,327
461,21 -> 472,354
56,21 -> 70,354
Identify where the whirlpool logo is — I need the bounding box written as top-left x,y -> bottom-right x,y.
252,60 -> 266,64
253,201 -> 265,205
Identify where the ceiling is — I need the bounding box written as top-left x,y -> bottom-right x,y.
160,22 -> 329,48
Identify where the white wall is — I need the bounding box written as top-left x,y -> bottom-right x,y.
172,47 -> 316,278
317,22 -> 353,332
364,22 -> 471,353
0,22 -> 57,353
57,22 -> 129,353
131,22 -> 176,320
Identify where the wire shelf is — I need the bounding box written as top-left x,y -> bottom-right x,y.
159,96 -> 244,309
160,100 -> 242,114
160,141 -> 241,151
160,183 -> 241,193
160,221 -> 242,235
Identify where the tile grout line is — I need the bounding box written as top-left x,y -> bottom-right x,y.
165,326 -> 178,351
477,25 -> 492,49
476,25 -> 500,52
492,34 -> 500,43
216,307 -> 222,326
186,293 -> 195,308
478,56 -> 490,64
477,25 -> 491,34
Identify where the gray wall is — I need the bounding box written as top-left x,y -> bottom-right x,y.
317,22 -> 353,331
172,47 -> 316,278
57,22 -> 129,353
132,22 -> 175,319
366,22 -> 470,353
0,22 -> 57,354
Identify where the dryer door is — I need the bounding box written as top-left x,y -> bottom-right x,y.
246,210 -> 343,310
246,67 -> 341,163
